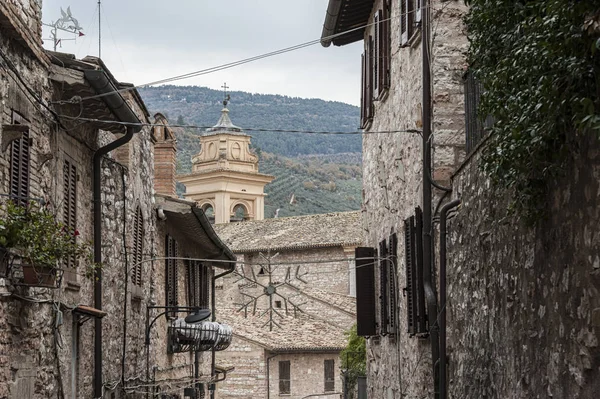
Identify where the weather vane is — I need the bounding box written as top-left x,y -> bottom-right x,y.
43,7 -> 84,52
221,82 -> 230,107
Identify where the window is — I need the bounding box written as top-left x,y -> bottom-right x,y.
324,359 -> 335,392
404,208 -> 427,336
400,0 -> 415,46
132,205 -> 144,287
187,260 -> 209,308
279,360 -> 291,395
379,239 -> 389,335
63,159 -> 77,281
9,112 -> 30,206
360,3 -> 391,127
355,247 -> 377,336
165,235 -> 178,318
464,70 -> 494,152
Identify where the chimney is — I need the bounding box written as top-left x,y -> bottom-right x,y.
153,114 -> 177,197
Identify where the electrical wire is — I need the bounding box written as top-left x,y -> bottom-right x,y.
53,5 -> 430,105
55,114 -> 421,135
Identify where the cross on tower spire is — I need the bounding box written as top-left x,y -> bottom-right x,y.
221,82 -> 230,107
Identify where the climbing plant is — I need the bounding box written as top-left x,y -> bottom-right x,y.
340,323 -> 366,396
465,0 -> 600,223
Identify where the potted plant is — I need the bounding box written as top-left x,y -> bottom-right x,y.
0,201 -> 93,288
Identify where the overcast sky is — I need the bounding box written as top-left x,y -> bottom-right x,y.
42,1 -> 362,106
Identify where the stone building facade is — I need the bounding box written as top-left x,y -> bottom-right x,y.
213,211 -> 362,399
0,4 -> 236,398
321,1 -> 599,398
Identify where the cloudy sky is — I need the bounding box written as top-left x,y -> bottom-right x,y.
41,0 -> 363,106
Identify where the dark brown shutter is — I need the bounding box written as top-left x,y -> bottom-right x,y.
355,246 -> 377,336
414,207 -> 427,334
379,239 -> 388,335
404,216 -> 417,335
401,0 -> 414,46
360,53 -> 367,128
279,360 -> 291,395
324,359 -> 335,392
388,233 -> 398,334
132,206 -> 144,286
201,263 -> 209,307
63,160 -> 77,273
382,0 -> 391,89
10,113 -> 30,206
373,11 -> 380,99
165,235 -> 178,317
367,37 -> 374,120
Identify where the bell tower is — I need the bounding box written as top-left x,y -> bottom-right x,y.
178,86 -> 274,224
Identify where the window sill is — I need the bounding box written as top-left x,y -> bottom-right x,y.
130,284 -> 144,301
401,25 -> 422,49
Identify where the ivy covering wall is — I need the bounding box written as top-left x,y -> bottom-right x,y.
465,0 -> 600,223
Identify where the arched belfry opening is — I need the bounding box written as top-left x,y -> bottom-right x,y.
177,85 -> 274,224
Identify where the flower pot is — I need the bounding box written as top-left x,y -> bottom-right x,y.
21,264 -> 63,288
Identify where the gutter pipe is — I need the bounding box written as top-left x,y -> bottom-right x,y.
439,199 -> 461,399
421,2 -> 441,398
86,68 -> 141,399
320,0 -> 343,47
266,353 -> 280,399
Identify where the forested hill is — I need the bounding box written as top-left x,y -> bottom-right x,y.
138,85 -> 361,157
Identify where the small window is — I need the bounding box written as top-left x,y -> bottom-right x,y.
132,205 -> 144,287
324,359 -> 335,392
401,0 -> 415,46
279,360 -> 291,395
63,159 -> 77,281
187,260 -> 209,308
275,300 -> 282,309
165,234 -> 178,318
9,112 -> 30,207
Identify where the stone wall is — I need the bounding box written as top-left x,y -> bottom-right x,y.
361,1 -> 468,398
445,135 -> 600,398
215,336 -> 267,398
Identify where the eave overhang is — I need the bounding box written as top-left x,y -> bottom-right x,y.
321,0 -> 375,47
156,194 -> 237,265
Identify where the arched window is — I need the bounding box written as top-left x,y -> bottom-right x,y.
230,204 -> 248,222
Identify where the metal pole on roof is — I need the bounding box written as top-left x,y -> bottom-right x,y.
98,0 -> 101,58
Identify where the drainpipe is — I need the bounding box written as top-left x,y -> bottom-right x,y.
439,199 -> 460,399
266,353 -> 280,399
421,1 -> 440,398
86,68 -> 141,399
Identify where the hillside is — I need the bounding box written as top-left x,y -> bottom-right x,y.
139,85 -> 363,216
139,85 -> 361,157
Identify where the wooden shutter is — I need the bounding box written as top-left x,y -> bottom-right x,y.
388,233 -> 398,334
404,216 -> 417,335
414,207 -> 427,334
324,359 -> 335,392
382,1 -> 391,90
187,260 -> 204,307
132,206 -> 144,286
165,235 -> 178,317
366,37 -> 374,120
379,239 -> 388,335
201,263 -> 210,307
279,361 -> 291,395
401,0 -> 414,46
63,160 -> 77,273
360,53 -> 367,128
373,11 -> 380,99
355,246 -> 377,336
10,113 -> 29,206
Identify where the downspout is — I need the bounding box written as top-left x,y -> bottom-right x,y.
421,1 -> 440,398
86,68 -> 141,399
266,353 -> 280,399
439,199 -> 461,399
